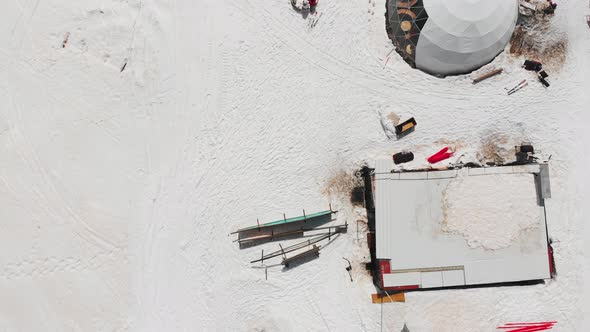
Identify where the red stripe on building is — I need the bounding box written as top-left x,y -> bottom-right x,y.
380,260 -> 391,274
383,284 -> 420,292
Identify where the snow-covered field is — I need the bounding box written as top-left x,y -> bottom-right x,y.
0,0 -> 589,331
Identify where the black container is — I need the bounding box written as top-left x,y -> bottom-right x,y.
393,151 -> 414,164
395,117 -> 417,139
519,145 -> 535,153
524,60 -> 543,72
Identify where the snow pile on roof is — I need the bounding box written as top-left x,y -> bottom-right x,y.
441,173 -> 541,250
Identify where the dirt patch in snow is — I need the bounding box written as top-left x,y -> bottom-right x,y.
434,138 -> 465,152
476,133 -> 512,165
379,111 -> 397,139
322,169 -> 364,206
509,15 -> 568,72
387,112 -> 400,125
440,173 -> 541,250
349,186 -> 365,207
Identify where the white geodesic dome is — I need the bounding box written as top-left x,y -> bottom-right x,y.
386,0 -> 519,76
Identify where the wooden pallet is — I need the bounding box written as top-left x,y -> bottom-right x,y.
371,292 -> 406,303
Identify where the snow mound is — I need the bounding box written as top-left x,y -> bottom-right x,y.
441,173 -> 541,250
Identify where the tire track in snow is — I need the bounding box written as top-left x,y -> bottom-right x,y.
136,1 -> 229,326
229,0 -> 487,101
229,0 -> 394,98
0,249 -> 122,280
5,89 -> 121,252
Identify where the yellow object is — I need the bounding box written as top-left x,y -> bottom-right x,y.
400,21 -> 412,32
371,293 -> 405,303
401,122 -> 414,132
405,45 -> 413,55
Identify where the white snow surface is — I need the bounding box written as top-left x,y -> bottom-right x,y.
0,0 -> 589,331
441,173 -> 541,250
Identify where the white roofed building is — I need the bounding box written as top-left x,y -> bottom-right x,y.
373,159 -> 553,291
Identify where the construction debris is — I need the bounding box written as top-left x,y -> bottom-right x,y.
231,207 -> 336,245
519,0 -> 557,16
544,1 -> 558,15
507,79 -> 528,95
250,225 -> 348,263
522,60 -> 550,87
282,244 -> 320,268
519,0 -> 538,14
343,257 -> 353,281
538,70 -> 550,87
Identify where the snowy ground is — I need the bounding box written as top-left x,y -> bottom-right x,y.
0,0 -> 589,331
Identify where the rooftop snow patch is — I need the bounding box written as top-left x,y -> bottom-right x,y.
374,160 -> 551,290
441,172 -> 541,250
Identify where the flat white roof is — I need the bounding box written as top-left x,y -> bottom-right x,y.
375,159 -> 550,289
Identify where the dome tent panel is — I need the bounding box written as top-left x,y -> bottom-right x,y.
386,0 -> 518,76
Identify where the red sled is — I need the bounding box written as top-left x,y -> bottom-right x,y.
427,147 -> 454,164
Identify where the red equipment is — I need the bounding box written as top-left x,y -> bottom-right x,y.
427,147 -> 454,164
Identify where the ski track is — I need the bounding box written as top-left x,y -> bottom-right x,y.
0,0 -> 589,331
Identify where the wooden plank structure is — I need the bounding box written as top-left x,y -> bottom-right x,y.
371,292 -> 406,303
237,223 -> 346,245
235,229 -> 304,245
232,206 -> 337,245
519,0 -> 537,11
232,207 -> 335,234
282,245 -> 320,268
250,224 -> 348,263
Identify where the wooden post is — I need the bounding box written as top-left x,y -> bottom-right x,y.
261,249 -> 264,265
283,213 -> 287,222
328,227 -> 331,240
303,209 -> 306,223
257,218 -> 261,232
329,203 -> 333,212
472,68 -> 503,84
279,243 -> 286,260
265,267 -> 268,280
